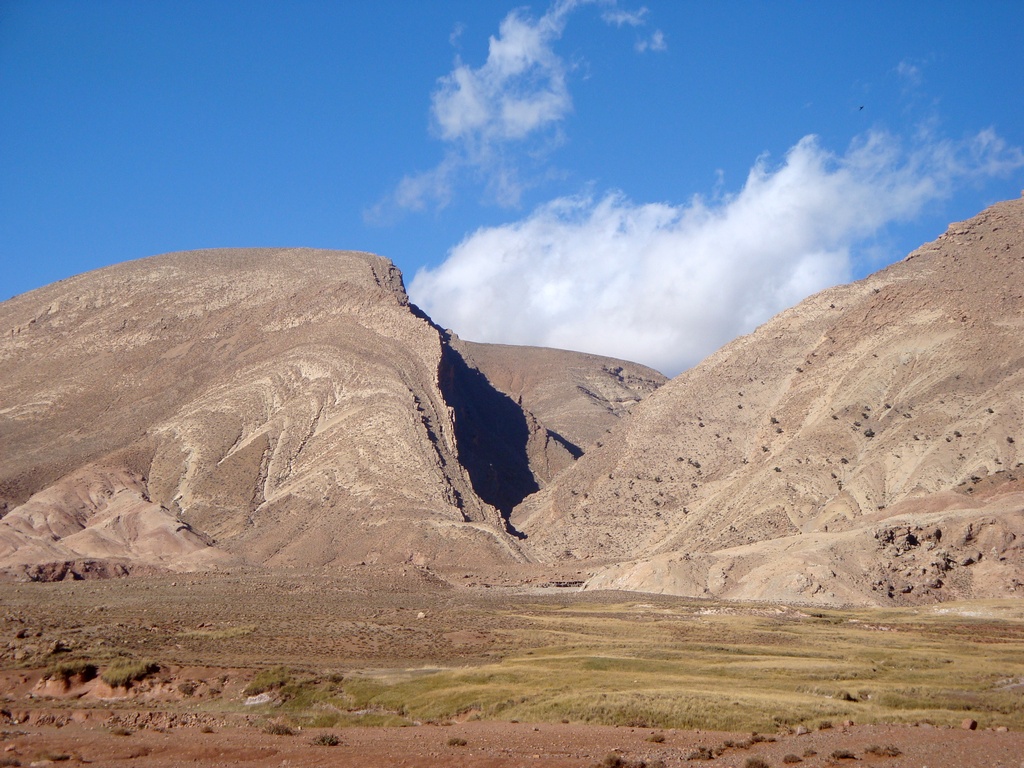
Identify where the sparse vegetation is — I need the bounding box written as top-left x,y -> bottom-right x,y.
311,732 -> 340,746
262,722 -> 295,736
244,666 -> 291,696
595,755 -> 664,768
864,744 -> 901,757
687,746 -> 716,760
100,659 -> 158,688
5,579 -> 1024,735
46,659 -> 97,684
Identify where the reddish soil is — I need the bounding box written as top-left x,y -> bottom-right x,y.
0,716 -> 1020,768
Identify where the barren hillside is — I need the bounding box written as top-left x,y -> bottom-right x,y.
514,197 -> 1024,605
0,248 -> 658,579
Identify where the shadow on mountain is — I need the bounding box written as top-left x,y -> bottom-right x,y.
437,341 -> 541,534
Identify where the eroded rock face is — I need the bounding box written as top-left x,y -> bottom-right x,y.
515,198 -> 1024,605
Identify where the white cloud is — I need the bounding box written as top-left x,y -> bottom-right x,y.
369,0 -> 662,217
410,130 -> 1024,376
635,29 -> 666,53
432,3 -> 574,144
601,7 -> 648,27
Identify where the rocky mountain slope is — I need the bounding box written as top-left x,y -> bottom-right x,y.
513,197 -> 1024,605
0,248 -> 659,579
451,338 -> 665,452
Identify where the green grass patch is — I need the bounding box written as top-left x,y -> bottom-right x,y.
243,666 -> 293,696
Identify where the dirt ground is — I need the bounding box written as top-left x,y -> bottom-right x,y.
1,716 -> 1021,767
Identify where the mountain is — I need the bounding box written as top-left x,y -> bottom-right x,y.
513,197 -> 1024,605
5,199 -> 1022,603
0,248 -> 660,579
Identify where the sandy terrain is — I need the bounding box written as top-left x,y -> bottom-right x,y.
1,717 -> 1020,767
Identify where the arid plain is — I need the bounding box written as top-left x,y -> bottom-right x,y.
2,199 -> 1024,766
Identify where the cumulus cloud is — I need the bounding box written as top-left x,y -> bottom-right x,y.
410,130 -> 1024,376
369,0 -> 658,217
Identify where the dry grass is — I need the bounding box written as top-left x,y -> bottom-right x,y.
4,574 -> 1024,731
100,659 -> 158,688
45,659 -> 97,684
334,600 -> 1024,731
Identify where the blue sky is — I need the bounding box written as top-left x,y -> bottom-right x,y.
2,1 -> 1022,374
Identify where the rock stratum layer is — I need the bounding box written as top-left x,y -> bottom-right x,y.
0,248 -> 663,579
512,197 -> 1024,605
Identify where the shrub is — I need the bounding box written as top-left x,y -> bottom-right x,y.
783,755 -> 802,764
686,746 -> 715,761
744,759 -> 770,768
108,726 -> 132,736
447,737 -> 468,747
594,755 -> 662,768
262,722 -> 295,736
101,660 -> 158,688
311,733 -> 340,746
177,680 -> 198,696
830,749 -> 856,760
864,745 -> 901,757
647,732 -> 666,743
817,720 -> 833,730
199,725 -> 214,734
47,660 -> 97,684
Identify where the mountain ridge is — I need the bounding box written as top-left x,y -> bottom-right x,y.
512,196 -> 1024,605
